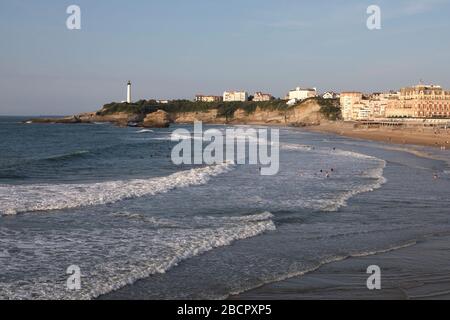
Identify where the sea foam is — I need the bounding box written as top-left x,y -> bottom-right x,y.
0,162 -> 235,216
0,211 -> 276,300
280,143 -> 387,212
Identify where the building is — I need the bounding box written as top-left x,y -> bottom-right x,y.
288,87 -> 317,101
322,92 -> 339,99
368,91 -> 398,118
223,91 -> 249,102
386,84 -> 450,118
356,103 -> 372,120
127,81 -> 132,103
253,92 -> 273,102
195,95 -> 223,103
340,92 -> 363,121
340,91 -> 400,120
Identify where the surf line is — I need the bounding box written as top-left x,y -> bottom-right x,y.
170,121 -> 280,176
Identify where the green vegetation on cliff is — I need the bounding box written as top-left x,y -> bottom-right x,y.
315,98 -> 342,120
99,99 -> 290,116
98,98 -> 341,120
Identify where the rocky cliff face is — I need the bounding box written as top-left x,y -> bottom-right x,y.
29,99 -> 332,128
170,99 -> 326,126
77,112 -> 145,126
170,110 -> 226,124
143,110 -> 171,128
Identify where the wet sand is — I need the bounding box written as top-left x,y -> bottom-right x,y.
231,234 -> 450,300
306,122 -> 450,149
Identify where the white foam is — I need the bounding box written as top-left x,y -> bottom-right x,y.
136,129 -> 154,134
321,160 -> 387,212
281,143 -> 314,151
0,162 -> 235,216
279,143 -> 388,212
155,128 -> 272,146
0,212 -> 276,300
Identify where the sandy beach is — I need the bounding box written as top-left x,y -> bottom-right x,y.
306,121 -> 450,149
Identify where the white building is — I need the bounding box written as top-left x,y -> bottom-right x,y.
286,99 -> 298,106
195,95 -> 223,103
253,92 -> 273,102
340,91 -> 399,121
322,91 -> 339,99
288,87 -> 317,101
340,92 -> 363,121
223,91 -> 248,102
127,81 -> 132,103
357,105 -> 372,120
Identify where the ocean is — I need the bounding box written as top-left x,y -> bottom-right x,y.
1,116 -> 450,300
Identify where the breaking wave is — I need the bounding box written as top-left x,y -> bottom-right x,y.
136,129 -> 154,134
0,212 -> 276,300
281,143 -> 387,212
0,162 -> 235,216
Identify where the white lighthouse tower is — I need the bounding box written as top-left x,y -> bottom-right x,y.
126,81 -> 132,103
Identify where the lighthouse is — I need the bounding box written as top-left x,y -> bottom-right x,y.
127,81 -> 132,103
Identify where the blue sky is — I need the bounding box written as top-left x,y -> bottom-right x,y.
1,0 -> 450,115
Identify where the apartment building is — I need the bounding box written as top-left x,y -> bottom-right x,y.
223,91 -> 249,102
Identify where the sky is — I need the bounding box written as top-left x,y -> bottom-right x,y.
1,0 -> 450,115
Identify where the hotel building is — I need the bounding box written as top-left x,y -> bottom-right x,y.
386,85 -> 450,118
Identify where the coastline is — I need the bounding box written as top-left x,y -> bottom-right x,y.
230,233 -> 450,300
26,114 -> 450,150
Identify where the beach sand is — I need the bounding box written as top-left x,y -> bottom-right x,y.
231,234 -> 450,300
306,121 -> 450,149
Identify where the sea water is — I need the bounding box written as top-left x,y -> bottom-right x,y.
0,117 -> 449,299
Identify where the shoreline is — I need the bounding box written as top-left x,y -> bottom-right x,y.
24,113 -> 450,150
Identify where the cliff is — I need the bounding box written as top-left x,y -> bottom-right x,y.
143,110 -> 171,128
28,98 -> 341,128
